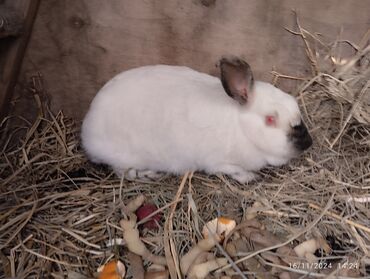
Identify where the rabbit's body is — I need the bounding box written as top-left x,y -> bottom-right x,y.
82,58 -> 312,182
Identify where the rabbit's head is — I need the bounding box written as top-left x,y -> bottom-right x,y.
220,56 -> 312,165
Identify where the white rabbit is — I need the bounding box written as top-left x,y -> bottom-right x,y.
81,56 -> 312,183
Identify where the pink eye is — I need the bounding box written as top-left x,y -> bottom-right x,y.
265,115 -> 276,127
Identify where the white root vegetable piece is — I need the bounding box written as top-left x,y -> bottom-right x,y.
120,218 -> 146,254
187,258 -> 228,279
120,219 -> 166,266
293,238 -> 330,258
305,252 -> 318,264
202,217 -> 236,239
180,237 -> 220,275
126,194 -> 146,213
186,252 -> 217,274
294,239 -> 318,257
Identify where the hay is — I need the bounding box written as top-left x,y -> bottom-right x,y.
1,21 -> 369,278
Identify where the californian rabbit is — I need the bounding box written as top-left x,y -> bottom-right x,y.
81,56 -> 312,183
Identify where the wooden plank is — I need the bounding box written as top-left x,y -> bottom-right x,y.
0,0 -> 40,121
0,5 -> 23,38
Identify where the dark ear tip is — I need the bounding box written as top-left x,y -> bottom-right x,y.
219,55 -> 250,68
219,56 -> 235,67
216,57 -> 229,68
220,54 -> 241,61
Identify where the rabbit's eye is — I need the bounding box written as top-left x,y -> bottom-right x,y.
265,115 -> 277,127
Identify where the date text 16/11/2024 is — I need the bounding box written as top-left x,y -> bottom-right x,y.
289,261 -> 359,270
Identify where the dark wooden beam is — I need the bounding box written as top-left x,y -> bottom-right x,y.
0,0 -> 40,121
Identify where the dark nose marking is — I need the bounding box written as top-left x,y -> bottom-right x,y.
291,122 -> 313,151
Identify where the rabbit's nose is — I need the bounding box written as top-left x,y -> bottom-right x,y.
291,121 -> 313,151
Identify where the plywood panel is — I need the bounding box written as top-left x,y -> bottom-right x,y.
18,0 -> 370,120
0,0 -> 39,121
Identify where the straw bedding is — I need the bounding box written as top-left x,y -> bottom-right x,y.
0,21 -> 369,278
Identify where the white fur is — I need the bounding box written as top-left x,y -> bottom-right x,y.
81,65 -> 302,183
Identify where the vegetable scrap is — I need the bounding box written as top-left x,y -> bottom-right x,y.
97,260 -> 126,279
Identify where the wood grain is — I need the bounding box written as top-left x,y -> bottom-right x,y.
0,0 -> 39,121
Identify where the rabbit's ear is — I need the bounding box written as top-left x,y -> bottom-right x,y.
220,56 -> 254,105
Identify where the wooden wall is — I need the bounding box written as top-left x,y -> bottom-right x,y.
0,0 -> 39,120
13,0 -> 370,120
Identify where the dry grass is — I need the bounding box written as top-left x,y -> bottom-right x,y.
0,20 -> 369,278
